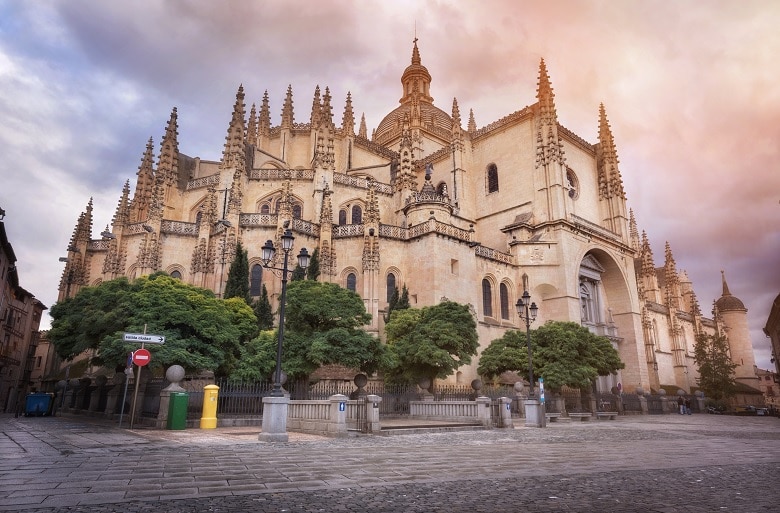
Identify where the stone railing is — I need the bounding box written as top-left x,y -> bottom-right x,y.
161,220 -> 198,236
239,213 -> 278,227
409,397 -> 492,427
291,218 -> 320,237
378,224 -> 407,240
125,223 -> 151,235
333,172 -> 393,195
286,394 -> 382,437
87,240 -> 111,251
248,168 -> 315,181
333,223 -> 365,238
474,245 -> 513,265
186,173 -> 220,190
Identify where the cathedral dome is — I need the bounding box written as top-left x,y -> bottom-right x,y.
374,38 -> 452,144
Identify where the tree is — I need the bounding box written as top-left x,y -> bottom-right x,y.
383,300 -> 479,384
306,247 -> 321,280
280,280 -> 386,380
223,241 -> 249,302
231,330 -> 277,381
694,332 -> 738,401
290,263 -> 306,281
478,321 -> 624,391
49,273 -> 257,376
252,284 -> 275,331
384,284 -> 411,323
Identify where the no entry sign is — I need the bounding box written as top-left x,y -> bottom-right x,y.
132,348 -> 151,367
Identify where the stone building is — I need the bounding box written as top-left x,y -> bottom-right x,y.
1,211 -> 47,412
57,40 -> 759,395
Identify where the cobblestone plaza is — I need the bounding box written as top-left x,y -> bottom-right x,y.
1,413 -> 778,512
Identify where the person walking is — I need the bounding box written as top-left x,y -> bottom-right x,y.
678,395 -> 685,414
685,398 -> 692,415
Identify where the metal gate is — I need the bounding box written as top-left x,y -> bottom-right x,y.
490,399 -> 504,428
354,396 -> 369,433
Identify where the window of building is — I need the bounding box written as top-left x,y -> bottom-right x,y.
499,283 -> 510,320
339,209 -> 347,225
250,264 -> 263,296
36,356 -> 42,368
580,281 -> 598,323
292,204 -> 302,219
347,273 -> 357,292
170,270 -> 182,279
566,168 -> 579,199
482,279 -> 493,318
386,273 -> 396,303
351,205 -> 362,224
487,163 -> 499,193
261,204 -> 270,215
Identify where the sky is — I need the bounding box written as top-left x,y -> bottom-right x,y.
1,0 -> 778,370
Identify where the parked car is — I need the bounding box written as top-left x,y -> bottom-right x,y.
756,408 -> 769,416
735,405 -> 757,415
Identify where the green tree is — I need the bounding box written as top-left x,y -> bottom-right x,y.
252,283 -> 275,331
694,332 -> 738,401
280,280 -> 386,380
290,263 -> 306,281
306,247 -> 321,280
478,321 -> 624,391
383,300 -> 479,384
223,241 -> 249,302
49,273 -> 257,376
231,330 -> 277,381
384,284 -> 411,323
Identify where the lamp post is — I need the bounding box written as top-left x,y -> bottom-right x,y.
260,228 -> 309,397
517,290 -> 544,427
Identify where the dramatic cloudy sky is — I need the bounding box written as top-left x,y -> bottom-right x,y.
1,1 -> 778,369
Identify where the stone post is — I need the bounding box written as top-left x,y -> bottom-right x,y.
524,399 -> 547,428
366,394 -> 383,433
157,365 -> 186,429
259,396 -> 289,442
328,394 -> 348,437
476,396 -> 492,427
498,397 -> 513,428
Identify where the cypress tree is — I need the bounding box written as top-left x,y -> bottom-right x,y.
224,241 -> 250,302
306,247 -> 321,280
253,284 -> 275,330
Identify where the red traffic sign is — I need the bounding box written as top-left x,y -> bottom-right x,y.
132,348 -> 151,367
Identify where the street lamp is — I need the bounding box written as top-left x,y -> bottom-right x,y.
516,290 -> 539,397
261,228 -> 310,397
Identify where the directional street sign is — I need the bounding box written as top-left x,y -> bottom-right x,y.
123,333 -> 165,344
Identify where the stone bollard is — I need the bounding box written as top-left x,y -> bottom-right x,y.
328,394 -> 349,437
476,396 -> 492,427
366,394 -> 383,433
498,397 -> 513,428
157,365 -> 187,429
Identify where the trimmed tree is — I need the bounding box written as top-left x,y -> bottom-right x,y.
252,283 -> 275,331
306,247 -> 321,280
478,321 -> 624,391
383,300 -> 479,384
223,241 -> 250,302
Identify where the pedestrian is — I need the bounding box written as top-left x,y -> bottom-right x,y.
685,398 -> 692,415
677,395 -> 685,414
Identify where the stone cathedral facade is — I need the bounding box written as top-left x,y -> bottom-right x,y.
58,40 -> 759,395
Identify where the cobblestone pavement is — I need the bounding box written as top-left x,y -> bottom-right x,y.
1,413 -> 778,512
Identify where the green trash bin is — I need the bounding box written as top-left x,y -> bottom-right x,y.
167,392 -> 189,430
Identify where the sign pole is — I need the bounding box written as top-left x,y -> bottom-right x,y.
129,324 -> 147,429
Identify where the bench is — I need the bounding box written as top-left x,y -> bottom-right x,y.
596,412 -> 618,420
568,413 -> 592,421
545,413 -> 562,422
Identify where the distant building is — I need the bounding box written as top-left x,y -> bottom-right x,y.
754,368 -> 778,410
56,40 -> 759,396
0,211 -> 47,412
764,293 -> 780,376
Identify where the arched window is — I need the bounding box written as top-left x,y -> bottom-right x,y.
347,273 -> 357,292
170,270 -> 182,280
250,264 -> 263,296
386,273 -> 396,303
351,205 -> 362,224
292,204 -> 302,219
566,168 -> 579,199
499,283 -> 510,320
275,199 -> 282,213
339,209 -> 347,225
261,204 -> 270,215
195,211 -> 202,225
482,279 -> 493,318
487,163 -> 499,193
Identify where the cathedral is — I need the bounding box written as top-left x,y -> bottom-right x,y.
58,40 -> 759,396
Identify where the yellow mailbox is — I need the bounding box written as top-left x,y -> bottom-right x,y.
199,384 -> 219,429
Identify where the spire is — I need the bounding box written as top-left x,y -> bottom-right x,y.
130,137 -> 155,222
281,85 -> 294,129
364,177 -> 380,225
322,87 -> 334,128
467,108 -> 477,133
157,107 -> 179,188
664,241 -> 681,310
451,97 -> 462,131
411,37 -> 421,65
310,85 -> 322,126
113,180 -> 131,229
640,231 -> 655,277
400,38 -> 433,105
721,269 -> 731,296
342,92 -> 355,135
221,85 -> 247,172
597,103 -> 626,200
259,90 -> 271,137
534,58 -> 565,168
358,113 -> 368,139
629,209 -> 640,251
247,103 -> 258,147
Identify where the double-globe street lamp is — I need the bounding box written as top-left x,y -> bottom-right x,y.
260,228 -> 309,398
517,289 -> 544,427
